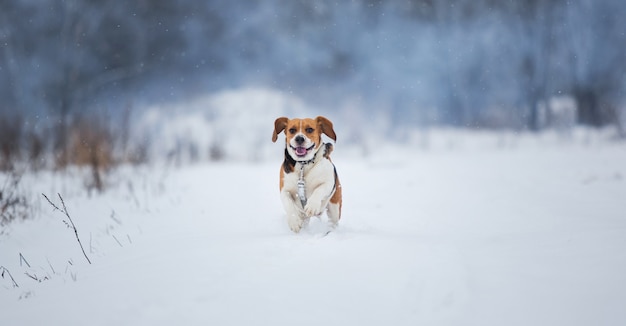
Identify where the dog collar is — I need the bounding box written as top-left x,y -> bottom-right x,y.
297,158 -> 315,165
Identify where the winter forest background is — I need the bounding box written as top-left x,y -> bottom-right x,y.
1,0 -> 626,178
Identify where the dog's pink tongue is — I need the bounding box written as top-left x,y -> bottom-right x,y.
295,147 -> 307,156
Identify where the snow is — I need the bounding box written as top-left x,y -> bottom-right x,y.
2,130 -> 626,326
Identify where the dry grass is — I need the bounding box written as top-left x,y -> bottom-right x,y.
66,116 -> 115,192
0,114 -> 23,171
0,171 -> 29,231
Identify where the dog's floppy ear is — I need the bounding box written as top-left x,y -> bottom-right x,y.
272,117 -> 289,142
316,116 -> 336,142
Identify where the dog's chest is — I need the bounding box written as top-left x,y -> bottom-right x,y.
283,161 -> 332,193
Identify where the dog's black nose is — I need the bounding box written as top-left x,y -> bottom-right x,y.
295,135 -> 305,144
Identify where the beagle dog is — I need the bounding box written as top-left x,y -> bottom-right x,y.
272,116 -> 342,233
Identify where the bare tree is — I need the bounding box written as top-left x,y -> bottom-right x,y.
562,0 -> 626,127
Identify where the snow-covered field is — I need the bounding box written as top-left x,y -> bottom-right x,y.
1,130 -> 626,326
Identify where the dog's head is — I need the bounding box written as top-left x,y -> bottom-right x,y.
272,116 -> 336,161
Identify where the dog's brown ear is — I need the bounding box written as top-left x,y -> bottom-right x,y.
272,117 -> 289,142
316,116 -> 336,142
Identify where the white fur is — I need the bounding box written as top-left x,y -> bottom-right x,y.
286,130 -> 316,162
281,147 -> 338,232
326,200 -> 341,228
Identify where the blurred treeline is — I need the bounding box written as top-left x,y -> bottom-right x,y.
1,0 -> 625,174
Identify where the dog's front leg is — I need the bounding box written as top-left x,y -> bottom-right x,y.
304,181 -> 334,218
281,190 -> 305,233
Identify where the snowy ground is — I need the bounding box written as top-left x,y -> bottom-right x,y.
1,130 -> 626,326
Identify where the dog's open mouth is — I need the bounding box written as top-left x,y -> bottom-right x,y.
291,144 -> 315,157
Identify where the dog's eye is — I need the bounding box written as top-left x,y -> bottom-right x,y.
289,128 -> 297,134
305,128 -> 314,133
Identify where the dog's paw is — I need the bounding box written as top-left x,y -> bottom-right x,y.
304,202 -> 323,218
287,214 -> 304,233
